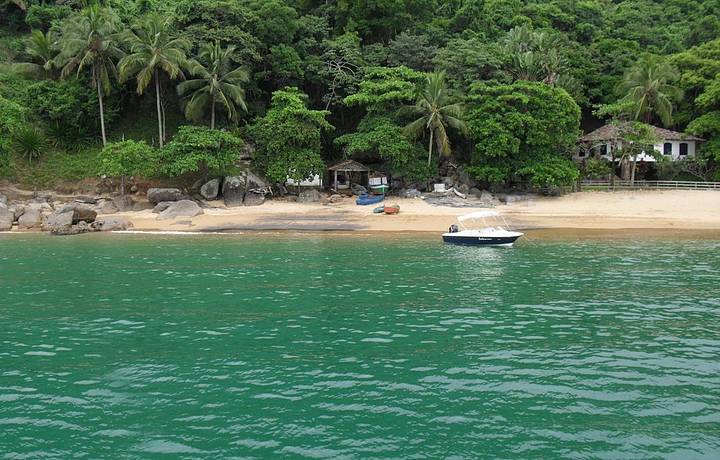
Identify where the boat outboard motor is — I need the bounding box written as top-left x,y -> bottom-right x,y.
448,224 -> 459,233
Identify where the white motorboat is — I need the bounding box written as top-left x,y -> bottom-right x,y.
442,211 -> 523,246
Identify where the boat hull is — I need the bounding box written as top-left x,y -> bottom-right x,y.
356,194 -> 385,205
442,234 -> 521,246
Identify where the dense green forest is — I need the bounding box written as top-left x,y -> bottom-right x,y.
1,0 -> 719,190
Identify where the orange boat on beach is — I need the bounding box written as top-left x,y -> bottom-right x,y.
384,204 -> 400,215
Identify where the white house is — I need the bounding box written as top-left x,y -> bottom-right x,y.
575,124 -> 704,162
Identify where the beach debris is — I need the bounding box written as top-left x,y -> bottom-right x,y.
156,200 -> 204,220
298,189 -> 321,203
329,194 -> 343,203
147,188 -> 183,204
0,203 -> 13,230
200,178 -> 221,200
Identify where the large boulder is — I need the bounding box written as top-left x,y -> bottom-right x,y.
0,203 -> 13,230
17,204 -> 43,229
43,209 -> 74,234
147,188 -> 183,204
243,192 -> 265,206
156,200 -> 204,220
94,216 -> 133,232
0,194 -> 7,205
200,178 -> 221,201
58,202 -> 97,223
94,199 -> 119,215
222,171 -> 269,207
152,201 -> 174,213
113,195 -> 134,212
298,189 -> 321,203
351,184 -> 367,196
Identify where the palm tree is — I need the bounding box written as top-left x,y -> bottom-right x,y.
8,30 -> 57,79
401,71 -> 467,166
118,14 -> 190,147
55,5 -> 123,146
618,55 -> 683,127
177,42 -> 249,129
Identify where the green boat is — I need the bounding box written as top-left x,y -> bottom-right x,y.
370,184 -> 389,194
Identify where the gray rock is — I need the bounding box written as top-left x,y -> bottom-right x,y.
0,194 -> 6,205
0,203 -> 13,230
298,189 -> 321,203
152,201 -> 174,213
222,171 -> 269,207
469,187 -> 483,198
156,200 -> 204,220
442,176 -> 455,187
147,188 -> 183,204
132,201 -> 153,212
43,209 -> 74,234
113,195 -> 134,212
94,199 -> 119,215
73,195 -> 99,204
200,178 -> 221,200
456,183 -> 470,195
329,194 -> 343,203
351,184 -> 367,196
10,204 -> 25,221
243,191 -> 265,206
18,205 -> 43,229
401,188 -> 422,199
480,190 -> 497,203
94,216 -> 133,231
59,202 -> 97,223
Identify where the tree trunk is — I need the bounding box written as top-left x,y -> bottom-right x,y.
96,72 -> 107,147
160,95 -> 166,143
120,175 -> 125,196
427,129 -> 434,166
211,95 -> 216,130
155,70 -> 163,148
630,155 -> 637,186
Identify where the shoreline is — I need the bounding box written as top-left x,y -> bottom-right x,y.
2,190 -> 719,236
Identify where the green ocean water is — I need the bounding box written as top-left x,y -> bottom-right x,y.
1,233 -> 719,459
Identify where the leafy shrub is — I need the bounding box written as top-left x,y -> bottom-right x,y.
248,87 -> 331,183
25,4 -> 72,30
26,78 -> 111,146
154,126 -> 243,183
99,140 -> 154,192
583,157 -> 612,179
12,126 -> 47,162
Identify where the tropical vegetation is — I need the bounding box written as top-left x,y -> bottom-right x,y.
1,0 -> 719,190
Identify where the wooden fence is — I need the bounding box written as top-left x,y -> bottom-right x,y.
580,180 -> 720,190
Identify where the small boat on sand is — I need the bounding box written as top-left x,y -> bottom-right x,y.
373,205 -> 385,213
356,194 -> 385,205
384,204 -> 400,215
442,211 -> 523,246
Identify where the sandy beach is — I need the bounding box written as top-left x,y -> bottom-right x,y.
114,190 -> 720,233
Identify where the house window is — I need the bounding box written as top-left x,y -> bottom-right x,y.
679,143 -> 688,156
600,144 -> 608,156
578,150 -> 586,157
663,143 -> 672,155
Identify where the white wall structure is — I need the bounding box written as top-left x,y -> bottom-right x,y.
575,124 -> 704,163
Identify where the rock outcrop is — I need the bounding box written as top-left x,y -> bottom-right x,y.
222,171 -> 269,207
58,202 -> 97,224
147,188 -> 183,204
298,189 -> 321,203
0,203 -> 13,230
94,216 -> 133,231
43,209 -> 74,234
17,204 -> 43,229
200,179 -> 221,201
156,200 -> 204,220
